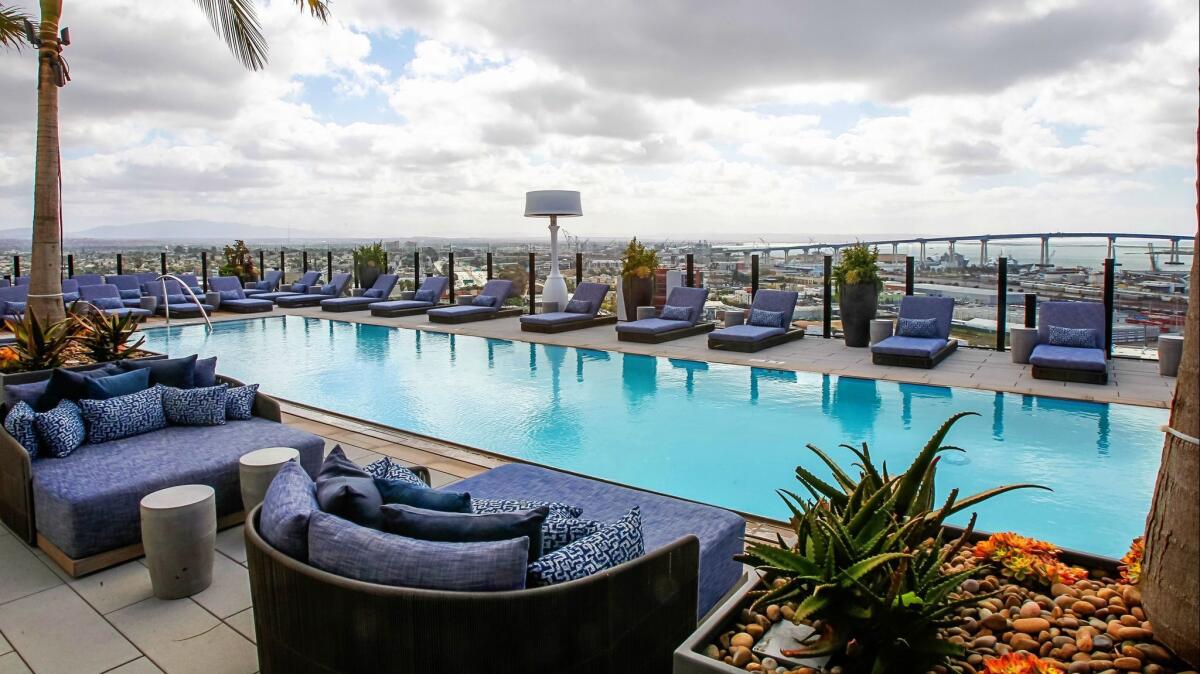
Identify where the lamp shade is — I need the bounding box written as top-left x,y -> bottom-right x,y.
525,190 -> 582,217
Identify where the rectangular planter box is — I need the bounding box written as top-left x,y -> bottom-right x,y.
0,350 -> 165,390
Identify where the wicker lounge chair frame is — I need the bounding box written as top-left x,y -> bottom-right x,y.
1032,363 -> 1107,385
370,302 -> 452,318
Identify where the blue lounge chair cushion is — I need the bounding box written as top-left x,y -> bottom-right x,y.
220,298 -> 274,311
527,506 -> 645,587
428,305 -> 495,318
541,516 -> 602,555
163,384 -> 228,426
92,296 -> 124,310
1048,326 -> 1099,349
564,299 -> 592,314
379,503 -> 549,563
364,457 -> 426,487
659,305 -> 691,322
363,288 -> 385,298
308,511 -> 529,591
3,301 -> 25,315
370,299 -> 433,312
34,400 -> 86,458
103,307 -> 152,320
79,386 -> 168,444
259,460 -> 319,561
614,317 -> 692,335
1037,301 -> 1105,347
315,447 -> 383,528
449,463 -> 744,617
870,335 -> 949,358
897,317 -> 939,338
710,324 -> 786,343
225,384 -> 258,421
318,283 -> 337,295
4,401 -> 38,458
116,354 -> 198,388
472,497 -> 583,519
83,368 -> 151,400
290,282 -> 309,293
413,289 -> 437,303
519,312 -> 589,326
376,478 -> 472,513
119,289 -> 140,300
32,417 -> 325,558
473,295 -> 498,307
219,290 -> 241,301
1029,344 -> 1107,372
748,308 -> 785,328
896,296 -> 955,339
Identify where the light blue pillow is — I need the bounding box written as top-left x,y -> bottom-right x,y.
527,506 -> 644,586
118,289 -> 140,300
92,297 -> 124,310
564,299 -> 592,314
4,401 -> 39,458
749,308 -> 785,328
364,457 -> 426,487
1048,325 -> 1098,349
79,385 -> 167,444
259,461 -> 319,561
413,289 -> 437,303
162,384 -> 228,426
472,295 -> 497,307
660,305 -> 691,322
34,400 -> 86,458
225,384 -> 258,420
84,368 -> 151,400
363,288 -> 384,298
898,317 -> 940,338
472,497 -> 582,519
541,516 -> 602,555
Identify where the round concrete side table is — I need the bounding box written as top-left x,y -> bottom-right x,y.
140,485 -> 216,599
1158,334 -> 1184,377
636,306 -> 657,321
204,291 -> 221,309
139,296 -> 157,312
1010,327 -> 1039,364
869,319 -> 894,345
456,295 -> 474,305
540,301 -> 560,314
723,309 -> 745,327
239,447 -> 301,511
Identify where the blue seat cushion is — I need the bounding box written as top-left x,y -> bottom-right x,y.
220,298 -> 273,311
527,506 -> 645,587
710,324 -> 786,343
1029,344 -> 1107,372
870,335 -> 949,358
320,296 -> 376,308
260,461 -> 319,561
92,296 -> 124,310
379,504 -> 548,563
369,299 -> 434,311
448,464 -> 745,617
32,417 -> 325,558
519,312 -> 590,326
614,318 -> 692,335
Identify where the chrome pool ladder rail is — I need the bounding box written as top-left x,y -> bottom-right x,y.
156,274 -> 212,332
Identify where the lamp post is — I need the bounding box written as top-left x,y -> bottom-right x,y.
524,190 -> 581,311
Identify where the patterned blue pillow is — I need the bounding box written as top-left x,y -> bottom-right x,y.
564,299 -> 592,314
219,289 -> 241,301
749,308 -> 785,328
527,506 -> 644,586
118,289 -> 140,300
472,295 -> 497,307
225,384 -> 258,420
413,289 -> 437,303
364,457 -> 427,487
34,400 -> 86,458
92,297 -> 124,310
898,317 -> 939,338
541,516 -> 602,555
363,288 -> 385,298
259,461 -> 319,561
163,384 -> 228,426
660,305 -> 691,322
1048,325 -> 1098,349
472,497 -> 582,519
4,401 -> 39,458
79,385 -> 167,444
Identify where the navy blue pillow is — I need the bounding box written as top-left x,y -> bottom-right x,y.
41,365 -> 120,410
4,380 -> 49,413
375,479 -> 472,514
315,446 -> 384,528
259,461 -> 319,561
380,504 -> 548,563
84,368 -> 151,400
117,354 -> 197,388
193,356 -> 218,388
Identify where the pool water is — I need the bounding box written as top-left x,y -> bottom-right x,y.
140,316 -> 1168,558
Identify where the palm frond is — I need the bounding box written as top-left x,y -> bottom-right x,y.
193,0 -> 268,71
0,4 -> 33,52
294,0 -> 330,22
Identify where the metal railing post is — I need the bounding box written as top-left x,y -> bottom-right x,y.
486,252 -> 494,280
160,252 -> 167,276
67,254 -> 74,278
302,251 -> 309,273
1103,258 -> 1115,359
413,251 -> 421,289
327,251 -> 333,282
996,257 -> 1007,351
448,251 -> 456,303
116,253 -> 123,276
575,252 -> 583,285
528,252 -> 536,314
13,256 -> 19,279
686,253 -> 694,287
258,251 -> 265,281
279,251 -> 285,280
201,252 -> 208,290
823,255 -> 832,338
905,256 -> 914,295
751,254 -> 759,298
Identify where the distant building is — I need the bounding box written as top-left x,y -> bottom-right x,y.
913,283 -> 1023,306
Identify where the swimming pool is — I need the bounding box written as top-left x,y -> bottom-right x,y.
140,315 -> 1167,558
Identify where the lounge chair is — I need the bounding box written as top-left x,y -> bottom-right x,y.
275,272 -> 352,308
369,276 -> 450,317
1029,301 -> 1109,384
615,286 -> 715,344
105,275 -> 148,308
708,289 -> 804,353
176,273 -> 204,296
70,273 -> 105,287
427,279 -> 522,324
207,276 -> 274,313
870,296 -> 959,368
133,272 -> 160,290
243,269 -> 284,297
145,279 -> 214,317
61,279 -> 80,306
254,271 -> 322,303
519,282 -> 617,333
14,276 -> 29,286
78,285 -> 152,321
0,285 -> 28,322
321,274 -> 400,313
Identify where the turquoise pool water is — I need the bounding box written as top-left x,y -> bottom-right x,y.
140,315 -> 1168,558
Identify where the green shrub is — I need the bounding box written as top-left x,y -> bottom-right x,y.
218,240 -> 257,283
620,237 -> 658,279
832,243 -> 882,290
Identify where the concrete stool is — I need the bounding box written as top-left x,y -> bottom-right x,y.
723,309 -> 745,327
869,319 -> 894,345
540,301 -> 560,314
204,291 -> 221,309
240,447 -> 301,511
1010,327 -> 1039,365
139,296 -> 157,312
1158,334 -> 1184,377
636,306 -> 656,321
140,485 -> 216,599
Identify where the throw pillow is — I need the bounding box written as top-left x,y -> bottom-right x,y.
898,317 -> 940,338
92,297 -> 124,310
413,289 -> 437,303
290,282 -> 307,293
472,497 -> 582,519
165,294 -> 191,306
116,354 -> 197,388
308,511 -> 529,591
319,283 -> 337,295
749,308 -> 785,329
118,289 -> 140,300
4,400 -> 39,458
363,288 -> 384,298
541,516 -> 602,555
564,299 -> 592,314
79,385 -> 167,444
526,506 -> 644,587
259,461 -> 319,561
83,368 -> 151,400
4,379 -> 49,412
41,366 -> 117,409
33,400 -> 86,458
376,479 -> 472,513
162,384 -> 228,426
659,305 -> 691,322
1048,325 -> 1098,349
219,289 -> 241,301
379,504 -> 549,563
225,384 -> 259,420
315,446 -> 384,527
193,356 -> 218,388
364,457 -> 426,486
472,295 -> 497,307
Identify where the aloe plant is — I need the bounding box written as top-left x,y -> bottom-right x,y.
738,412 -> 1047,673
4,311 -> 78,371
70,309 -> 145,363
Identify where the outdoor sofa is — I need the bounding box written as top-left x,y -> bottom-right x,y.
321,274 -> 399,313
276,272 -> 352,308
246,461 -> 745,674
870,295 -> 959,368
0,356 -> 325,576
208,276 -> 275,313
427,279 -> 522,324
104,275 -> 148,308
78,284 -> 153,321
708,289 -> 804,352
1029,300 -> 1109,384
519,282 -> 616,333
255,271 -> 322,303
243,269 -> 284,297
145,279 -> 214,317
369,276 -> 450,317
615,286 -> 714,344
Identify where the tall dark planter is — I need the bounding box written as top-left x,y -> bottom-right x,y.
839,282 -> 878,347
622,276 -> 653,319
357,262 -> 380,290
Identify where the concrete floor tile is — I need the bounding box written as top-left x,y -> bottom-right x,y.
69,561 -> 154,615
0,586 -> 138,674
0,536 -> 62,606
109,598 -> 257,674
190,555 -> 252,619
0,653 -> 31,674
104,658 -> 165,674
215,527 -> 247,565
0,632 -> 10,655
224,608 -> 256,644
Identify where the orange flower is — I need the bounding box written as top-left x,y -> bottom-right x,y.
983,652 -> 1063,674
0,346 -> 18,363
1119,537 -> 1143,585
974,532 -> 1084,588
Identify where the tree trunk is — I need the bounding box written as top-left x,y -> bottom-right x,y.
1140,106 -> 1200,667
29,0 -> 65,324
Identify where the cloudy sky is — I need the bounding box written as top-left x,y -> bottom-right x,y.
0,0 -> 1196,241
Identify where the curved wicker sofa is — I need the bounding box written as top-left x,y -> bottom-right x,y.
245,506 -> 701,674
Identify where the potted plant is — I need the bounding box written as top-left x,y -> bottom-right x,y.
832,244 -> 882,347
218,239 -> 257,284
620,237 -> 658,319
0,308 -> 159,388
353,241 -> 388,291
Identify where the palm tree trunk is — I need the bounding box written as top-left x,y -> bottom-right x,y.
1140,111 -> 1200,667
29,0 -> 64,324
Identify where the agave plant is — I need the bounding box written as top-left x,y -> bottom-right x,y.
4,311 -> 78,371
70,308 -> 145,364
738,412 -> 1048,673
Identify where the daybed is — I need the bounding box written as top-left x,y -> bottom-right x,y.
519,282 -> 616,333
870,295 -> 959,368
615,286 -> 714,344
1029,301 -> 1109,384
369,276 -> 449,317
321,274 -> 399,313
427,279 -> 522,324
208,276 -> 275,313
707,289 -> 804,353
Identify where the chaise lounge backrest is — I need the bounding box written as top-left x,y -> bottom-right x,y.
749,289 -> 797,328
663,286 -> 708,325
322,272 -> 351,296
1036,301 -> 1105,349
106,275 -> 142,294
208,276 -> 245,298
71,274 -> 104,287
363,274 -> 399,299
134,272 -> 159,286
415,276 -> 449,302
61,279 -> 80,304
251,269 -> 284,291
288,271 -> 322,293
476,279 -> 514,306
898,295 -> 954,340
145,279 -> 199,304
0,285 -> 28,317
176,273 -> 203,291
567,283 -> 609,317
79,284 -> 123,305
14,276 -> 29,286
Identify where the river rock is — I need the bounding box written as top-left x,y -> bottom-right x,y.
1020,601 -> 1042,618
731,632 -> 754,649
1013,617 -> 1051,634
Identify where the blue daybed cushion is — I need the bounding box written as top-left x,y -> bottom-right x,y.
379,504 -> 549,563
527,506 -> 645,587
447,463 -> 745,617
614,317 -> 692,335
870,335 -> 949,358
1029,344 -> 1107,372
710,324 -> 786,343
308,511 -> 530,592
260,460 -> 319,561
